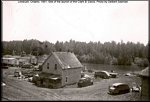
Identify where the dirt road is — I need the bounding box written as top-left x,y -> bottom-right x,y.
2,67 -> 142,101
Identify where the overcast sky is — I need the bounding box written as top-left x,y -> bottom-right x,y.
3,1 -> 148,45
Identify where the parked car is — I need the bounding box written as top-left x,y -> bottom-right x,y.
109,72 -> 118,78
131,86 -> 141,92
94,71 -> 110,79
21,69 -> 35,78
124,73 -> 132,76
33,65 -> 40,71
32,74 -> 40,83
28,77 -> 33,82
22,63 -> 33,68
108,83 -> 130,95
14,70 -> 22,77
78,77 -> 93,88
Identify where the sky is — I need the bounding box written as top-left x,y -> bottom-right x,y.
2,1 -> 149,45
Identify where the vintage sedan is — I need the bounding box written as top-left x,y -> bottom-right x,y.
108,83 -> 130,95
78,77 -> 93,88
109,72 -> 118,78
94,71 -> 110,79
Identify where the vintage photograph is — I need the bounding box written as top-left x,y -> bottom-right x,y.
2,0 -> 149,101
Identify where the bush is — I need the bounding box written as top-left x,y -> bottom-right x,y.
134,57 -> 149,67
111,57 -> 118,65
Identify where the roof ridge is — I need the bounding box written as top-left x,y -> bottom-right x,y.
42,51 -> 83,69
53,52 -> 65,68
41,53 -> 53,67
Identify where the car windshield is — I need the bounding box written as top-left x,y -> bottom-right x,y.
112,85 -> 117,88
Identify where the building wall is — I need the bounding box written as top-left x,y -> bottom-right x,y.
2,58 -> 19,66
42,78 -> 62,88
42,54 -> 82,87
42,54 -> 62,75
141,77 -> 149,101
61,67 -> 82,86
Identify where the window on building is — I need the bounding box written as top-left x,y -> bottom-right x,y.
47,63 -> 49,69
66,76 -> 68,82
55,64 -> 57,70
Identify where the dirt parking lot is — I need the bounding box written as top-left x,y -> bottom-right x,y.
2,67 -> 142,101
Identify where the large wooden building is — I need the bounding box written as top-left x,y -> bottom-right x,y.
41,52 -> 83,88
139,67 -> 149,101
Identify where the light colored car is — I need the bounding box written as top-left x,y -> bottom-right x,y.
131,86 -> 141,92
94,71 -> 110,79
108,83 -> 130,95
124,73 -> 132,76
28,77 -> 33,82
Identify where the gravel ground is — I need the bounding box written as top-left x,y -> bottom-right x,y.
2,67 -> 142,101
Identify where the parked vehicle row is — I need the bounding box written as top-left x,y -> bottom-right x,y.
94,70 -> 118,79
78,70 -> 140,95
78,70 -> 119,88
12,65 -> 140,95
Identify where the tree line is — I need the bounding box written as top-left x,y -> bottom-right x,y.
2,39 -> 149,67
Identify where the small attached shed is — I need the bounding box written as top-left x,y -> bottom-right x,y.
41,52 -> 83,87
37,72 -> 62,88
139,67 -> 149,101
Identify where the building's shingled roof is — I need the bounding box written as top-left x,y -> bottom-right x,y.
139,67 -> 149,77
53,52 -> 83,69
42,52 -> 83,69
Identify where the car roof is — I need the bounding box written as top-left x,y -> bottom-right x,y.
101,71 -> 110,75
96,70 -> 109,73
112,83 -> 127,87
80,77 -> 87,80
109,72 -> 118,74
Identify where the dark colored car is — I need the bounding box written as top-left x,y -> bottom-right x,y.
22,63 -> 33,68
108,83 -> 130,95
78,77 -> 93,88
14,71 -> 22,77
109,72 -> 118,78
94,71 -> 110,79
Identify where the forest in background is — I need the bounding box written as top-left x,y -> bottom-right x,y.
2,39 -> 149,67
